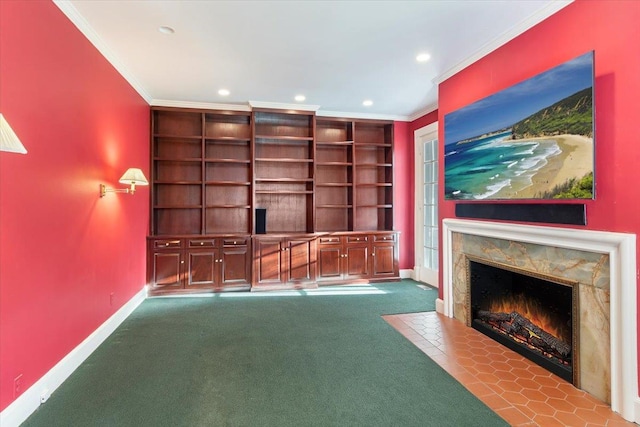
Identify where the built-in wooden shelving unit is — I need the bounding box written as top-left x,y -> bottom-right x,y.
148,107 -> 398,294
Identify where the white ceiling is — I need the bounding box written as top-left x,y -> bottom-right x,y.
56,0 -> 572,120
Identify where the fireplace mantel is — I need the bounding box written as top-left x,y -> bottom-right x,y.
440,218 -> 637,422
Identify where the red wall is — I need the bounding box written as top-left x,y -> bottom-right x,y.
394,112 -> 439,272
393,121 -> 412,270
437,0 -> 640,387
0,0 -> 149,411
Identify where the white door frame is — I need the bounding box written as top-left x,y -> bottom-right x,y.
414,122 -> 439,286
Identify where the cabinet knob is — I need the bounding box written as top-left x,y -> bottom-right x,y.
233,241 -> 236,245
372,253 -> 375,257
200,242 -> 204,245
181,260 -> 185,263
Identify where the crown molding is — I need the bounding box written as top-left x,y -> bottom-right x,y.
151,100 -> 408,121
248,100 -> 320,112
151,99 -> 251,112
52,0 -> 152,103
316,110 -> 406,122
406,103 -> 438,122
433,0 -> 573,85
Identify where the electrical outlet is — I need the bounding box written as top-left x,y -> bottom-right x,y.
110,292 -> 115,306
14,374 -> 23,399
40,388 -> 51,403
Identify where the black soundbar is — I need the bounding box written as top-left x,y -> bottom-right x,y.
455,203 -> 586,226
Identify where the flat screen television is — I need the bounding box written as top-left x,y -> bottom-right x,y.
444,51 -> 594,200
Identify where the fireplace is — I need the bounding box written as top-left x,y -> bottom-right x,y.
440,219 -> 638,422
467,257 -> 578,384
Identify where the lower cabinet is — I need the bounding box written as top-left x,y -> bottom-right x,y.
371,233 -> 399,280
148,236 -> 250,295
317,232 -> 398,284
317,234 -> 370,283
252,235 -> 317,289
148,232 -> 398,294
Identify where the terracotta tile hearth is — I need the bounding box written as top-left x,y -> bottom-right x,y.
384,312 -> 635,427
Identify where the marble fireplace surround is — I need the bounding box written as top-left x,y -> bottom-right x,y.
439,218 -> 638,422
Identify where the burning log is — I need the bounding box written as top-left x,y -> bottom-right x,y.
477,310 -> 571,358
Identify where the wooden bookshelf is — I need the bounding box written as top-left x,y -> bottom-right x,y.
354,121 -> 394,231
253,110 -> 315,234
315,118 -> 354,232
148,107 -> 398,293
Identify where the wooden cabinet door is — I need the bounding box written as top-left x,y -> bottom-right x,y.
151,251 -> 184,290
254,238 -> 285,286
344,244 -> 369,279
287,238 -> 315,284
317,245 -> 342,281
221,245 -> 250,288
317,237 -> 342,282
371,242 -> 396,279
186,249 -> 218,288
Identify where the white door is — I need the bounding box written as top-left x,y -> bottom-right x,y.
415,122 -> 438,286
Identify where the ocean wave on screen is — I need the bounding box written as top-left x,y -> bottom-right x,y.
512,144 -> 538,156
473,178 -> 511,199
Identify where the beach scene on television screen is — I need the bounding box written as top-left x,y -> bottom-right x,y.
444,52 -> 594,200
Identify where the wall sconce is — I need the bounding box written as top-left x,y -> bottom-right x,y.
0,113 -> 28,154
100,168 -> 148,197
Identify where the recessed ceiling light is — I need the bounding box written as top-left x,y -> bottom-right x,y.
416,53 -> 431,63
362,100 -> 373,107
294,95 -> 306,102
158,26 -> 175,35
218,89 -> 230,96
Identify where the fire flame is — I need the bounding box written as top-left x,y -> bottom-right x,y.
489,294 -> 568,343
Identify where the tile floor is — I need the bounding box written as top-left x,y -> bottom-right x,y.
383,311 -> 635,427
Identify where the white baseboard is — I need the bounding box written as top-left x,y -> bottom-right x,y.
435,298 -> 445,314
399,269 -> 414,279
0,287 -> 147,427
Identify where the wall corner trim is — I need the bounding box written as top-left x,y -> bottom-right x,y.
399,269 -> 414,279
407,104 -> 438,122
433,0 -> 573,85
0,287 -> 147,427
52,0 -> 152,103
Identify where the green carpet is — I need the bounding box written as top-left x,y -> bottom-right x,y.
23,280 -> 507,426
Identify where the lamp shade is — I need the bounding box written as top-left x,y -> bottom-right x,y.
0,113 -> 27,154
119,168 -> 148,185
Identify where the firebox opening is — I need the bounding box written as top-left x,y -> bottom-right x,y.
467,257 -> 579,385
